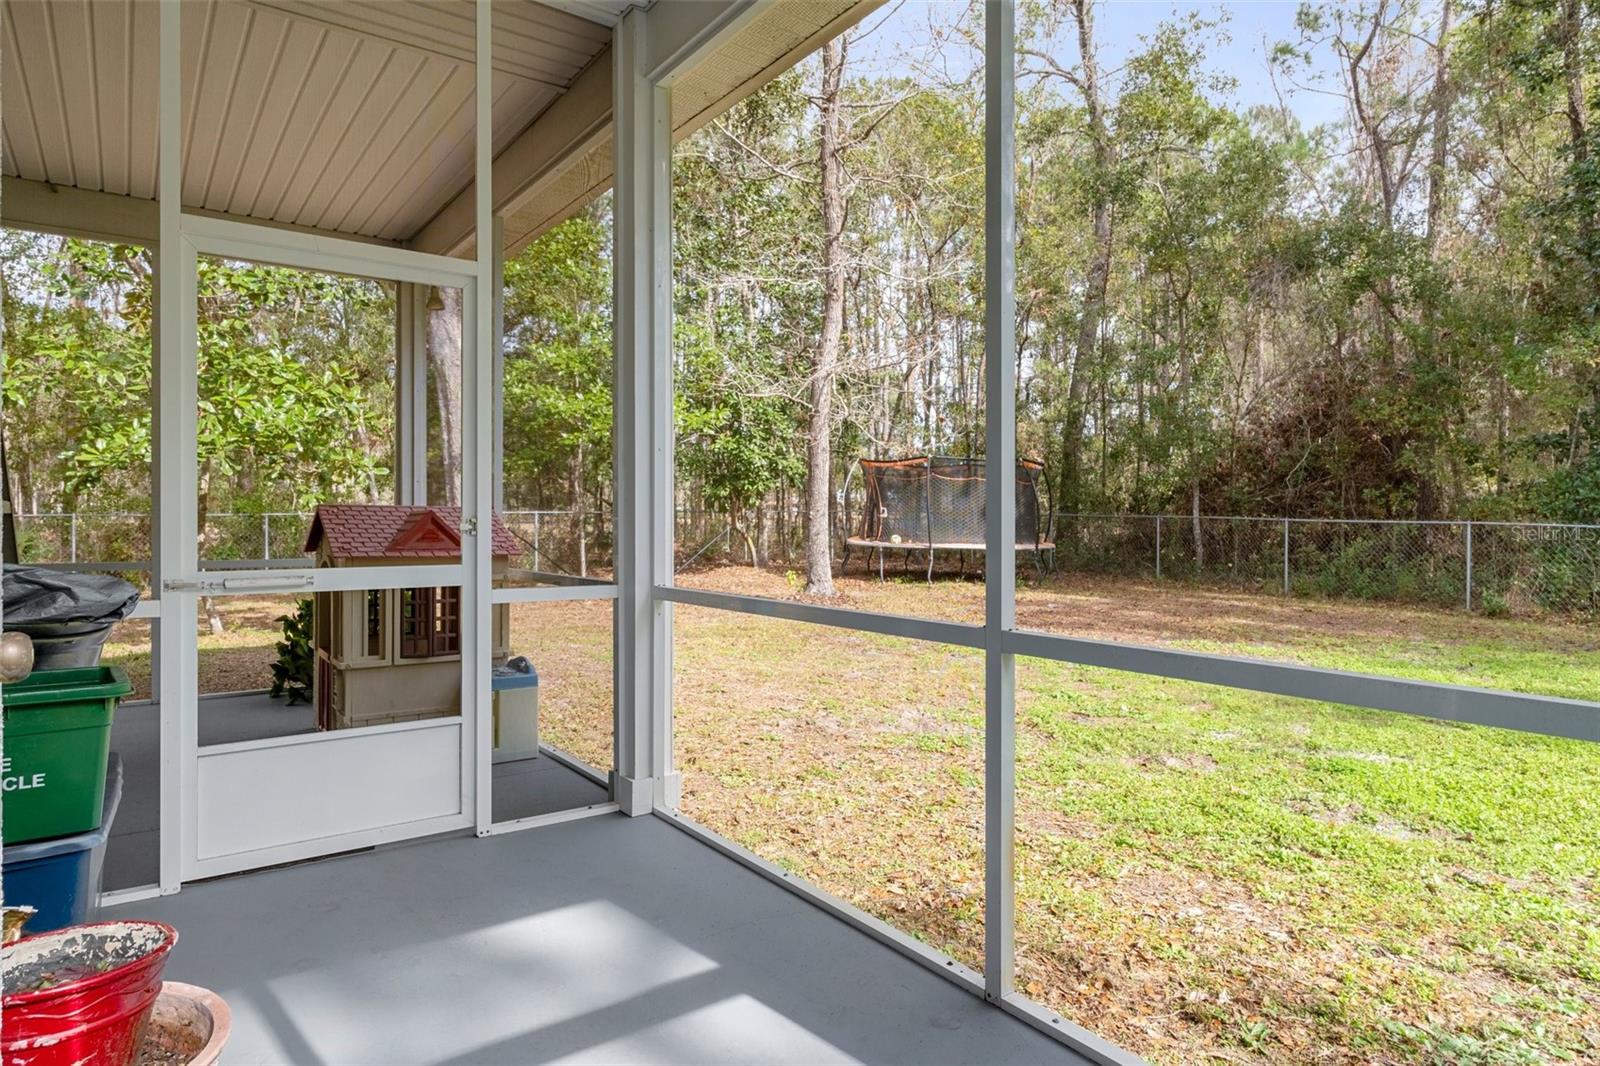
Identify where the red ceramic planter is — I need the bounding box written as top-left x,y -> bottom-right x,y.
2,920 -> 178,1066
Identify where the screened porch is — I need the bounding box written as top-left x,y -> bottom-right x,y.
5,2 -> 1597,1065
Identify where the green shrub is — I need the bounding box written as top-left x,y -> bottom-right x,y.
270,598 -> 315,705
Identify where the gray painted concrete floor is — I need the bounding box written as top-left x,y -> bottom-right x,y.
491,753 -> 610,822
106,815 -> 1084,1066
105,698 -> 609,891
105,694 -> 317,892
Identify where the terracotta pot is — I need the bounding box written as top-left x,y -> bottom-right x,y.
141,982 -> 232,1066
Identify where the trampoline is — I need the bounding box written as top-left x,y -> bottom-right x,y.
840,456 -> 1055,580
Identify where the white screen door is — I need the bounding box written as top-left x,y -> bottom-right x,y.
160,216 -> 489,881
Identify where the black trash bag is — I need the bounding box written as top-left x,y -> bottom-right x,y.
3,565 -> 140,626
3,565 -> 140,670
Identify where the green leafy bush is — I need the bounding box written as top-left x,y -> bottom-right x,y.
270,598 -> 315,705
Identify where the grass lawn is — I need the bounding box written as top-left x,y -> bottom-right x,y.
102,568 -> 1600,1064
670,567 -> 1600,1065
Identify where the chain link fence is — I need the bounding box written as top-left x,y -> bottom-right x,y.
15,509 -> 1599,616
1055,514 -> 1600,616
10,510 -> 621,579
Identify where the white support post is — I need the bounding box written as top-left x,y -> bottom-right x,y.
394,283 -> 429,505
493,215 -> 506,512
983,0 -> 1017,1002
156,0 -> 197,893
468,0 -> 495,831
613,5 -> 679,815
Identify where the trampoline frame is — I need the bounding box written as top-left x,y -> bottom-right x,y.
839,455 -> 1056,581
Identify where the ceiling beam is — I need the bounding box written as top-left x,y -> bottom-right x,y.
536,1 -> 628,28
1,178 -> 159,245
406,0 -> 765,257
671,0 -> 883,142
408,46 -> 613,256
1,176 -> 400,248
643,0 -> 765,85
408,0 -> 885,258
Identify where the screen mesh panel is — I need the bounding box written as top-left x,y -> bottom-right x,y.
859,459 -> 929,543
929,457 -> 985,544
849,457 -> 1050,550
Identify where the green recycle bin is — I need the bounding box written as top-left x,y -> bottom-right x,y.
2,665 -> 131,845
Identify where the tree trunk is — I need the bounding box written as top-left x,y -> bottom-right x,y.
1191,482 -> 1203,574
1561,0 -> 1589,165
1417,0 -> 1456,518
426,286 -> 463,507
196,471 -> 224,636
1496,372 -> 1510,494
805,37 -> 847,597
1559,0 -> 1597,465
1059,0 -> 1114,534
753,496 -> 771,569
1560,0 -> 1593,243
1173,280 -> 1204,570
1424,0 -> 1454,258
571,439 -> 587,576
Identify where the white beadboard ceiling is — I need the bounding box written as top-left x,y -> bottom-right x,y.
1,0 -> 620,241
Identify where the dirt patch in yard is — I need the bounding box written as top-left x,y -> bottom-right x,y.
1129,752 -> 1220,773
679,563 -> 1600,658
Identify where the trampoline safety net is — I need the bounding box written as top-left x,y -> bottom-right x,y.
845,457 -> 1052,551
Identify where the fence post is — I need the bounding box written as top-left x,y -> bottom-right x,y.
262,514 -> 271,559
1464,521 -> 1473,612
533,513 -> 541,563
69,513 -> 78,563
1282,518 -> 1291,595
1154,515 -> 1162,579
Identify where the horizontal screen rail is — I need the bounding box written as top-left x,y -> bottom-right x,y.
1005,628 -> 1600,744
654,585 -> 986,649
501,569 -> 616,589
652,587 -> 1597,743
165,565 -> 465,594
491,583 -> 619,604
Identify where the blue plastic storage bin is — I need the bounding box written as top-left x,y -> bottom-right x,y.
491,656 -> 540,762
3,753 -> 122,933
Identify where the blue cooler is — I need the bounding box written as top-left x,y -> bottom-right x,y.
3,753 -> 123,933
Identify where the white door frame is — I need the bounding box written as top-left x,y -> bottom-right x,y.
154,0 -> 497,888
159,218 -> 489,882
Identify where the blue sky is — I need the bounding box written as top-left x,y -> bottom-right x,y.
1091,1 -> 1346,126
849,0 -> 1349,131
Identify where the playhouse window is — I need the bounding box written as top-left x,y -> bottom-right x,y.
365,590 -> 383,658
434,587 -> 460,654
400,587 -> 460,659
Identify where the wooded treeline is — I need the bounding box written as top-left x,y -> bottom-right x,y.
5,0 -> 1596,584
664,0 -> 1600,580
0,237 -> 398,565
514,0 -> 1600,578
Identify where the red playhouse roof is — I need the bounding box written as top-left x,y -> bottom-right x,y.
303,505 -> 521,561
